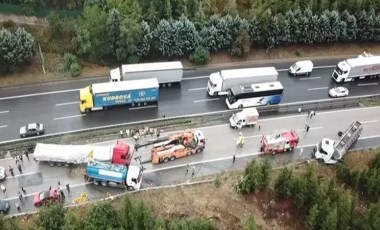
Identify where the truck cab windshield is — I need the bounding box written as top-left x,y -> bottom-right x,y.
318,142 -> 328,155
335,65 -> 344,75
208,79 -> 217,88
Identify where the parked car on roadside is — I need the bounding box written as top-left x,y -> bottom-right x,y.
0,200 -> 10,214
20,123 -> 45,138
289,60 -> 314,76
33,188 -> 61,206
329,87 -> 349,98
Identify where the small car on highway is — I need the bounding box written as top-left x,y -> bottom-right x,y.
289,60 -> 314,76
329,87 -> 349,98
0,200 -> 10,214
33,188 -> 61,206
0,167 -> 6,181
19,123 -> 45,138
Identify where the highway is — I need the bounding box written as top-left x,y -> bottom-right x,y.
0,57 -> 380,141
0,106 -> 379,216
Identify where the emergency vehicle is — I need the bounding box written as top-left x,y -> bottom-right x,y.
260,130 -> 299,155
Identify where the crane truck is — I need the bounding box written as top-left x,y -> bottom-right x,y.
312,121 -> 363,164
109,61 -> 183,87
332,52 -> 380,83
33,140 -> 132,167
260,130 -> 299,155
135,130 -> 206,164
85,160 -> 142,190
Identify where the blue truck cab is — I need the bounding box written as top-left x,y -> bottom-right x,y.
86,161 -> 142,190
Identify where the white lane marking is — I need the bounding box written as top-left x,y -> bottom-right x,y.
0,110 -> 9,114
359,134 -> 380,140
0,88 -> 81,101
55,101 -> 78,106
299,77 -> 321,80
296,126 -> 324,132
358,83 -> 378,86
5,171 -> 38,179
307,87 -> 328,91
188,87 -> 207,91
361,120 -> 378,124
129,105 -> 157,110
53,114 -> 86,120
183,76 -> 208,80
194,98 -> 219,103
277,69 -> 288,71
314,65 -> 335,69
0,125 -> 7,128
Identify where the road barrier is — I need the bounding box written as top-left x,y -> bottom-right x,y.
0,94 -> 379,157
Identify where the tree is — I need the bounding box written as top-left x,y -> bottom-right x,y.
258,159 -> 272,190
305,204 -> 319,230
47,12 -> 64,39
162,0 -> 172,19
75,6 -> 108,59
363,201 -> 380,230
84,202 -> 120,230
155,218 -> 167,230
172,0 -> 188,19
107,0 -> 143,22
35,204 -> 66,230
0,27 -> 35,73
153,19 -> 175,57
84,0 -> 107,8
120,195 -> 137,229
145,1 -> 160,27
199,25 -> 218,52
320,205 -> 338,230
106,8 -> 122,57
248,16 -> 262,45
189,46 -> 211,65
116,17 -> 142,63
64,211 -> 85,230
336,192 -> 354,230
230,29 -> 251,57
138,21 -> 153,58
340,10 -> 358,42
274,167 -> 294,199
135,201 -> 155,230
244,215 -> 257,230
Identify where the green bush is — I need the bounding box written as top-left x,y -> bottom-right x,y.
59,53 -> 82,77
69,62 -> 82,77
214,175 -> 222,188
189,46 -> 211,65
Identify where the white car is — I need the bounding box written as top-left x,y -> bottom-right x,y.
329,87 -> 349,98
289,60 -> 313,76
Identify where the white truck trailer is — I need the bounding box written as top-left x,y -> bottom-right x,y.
33,140 -> 133,167
207,67 -> 279,96
110,61 -> 183,87
312,121 -> 363,164
229,108 -> 259,129
332,53 -> 380,83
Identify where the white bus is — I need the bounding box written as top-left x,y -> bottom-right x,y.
226,81 -> 284,109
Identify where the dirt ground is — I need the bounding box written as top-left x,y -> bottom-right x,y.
2,42 -> 380,88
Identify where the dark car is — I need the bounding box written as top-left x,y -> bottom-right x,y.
0,200 -> 10,214
20,123 -> 45,138
33,189 -> 61,206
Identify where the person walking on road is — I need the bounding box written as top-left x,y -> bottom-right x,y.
1,184 -> 6,194
305,124 -> 310,133
8,165 -> 14,177
233,155 -> 236,164
15,157 -> 20,165
66,183 -> 70,194
191,166 -> 195,176
19,155 -> 23,163
21,186 -> 26,194
15,202 -> 20,211
186,164 -> 189,174
236,132 -> 245,148
17,163 -> 22,174
25,151 -> 29,160
18,192 -> 23,202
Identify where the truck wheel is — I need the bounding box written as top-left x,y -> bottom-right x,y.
163,157 -> 169,163
85,108 -> 90,114
196,148 -> 203,154
213,92 -> 218,97
56,162 -> 62,167
238,104 -> 243,109
127,186 -> 135,191
49,161 -> 55,167
272,151 -> 276,155
169,156 -> 176,161
64,162 -> 70,168
187,152 -> 191,156
288,147 -> 294,152
168,83 -> 172,87
101,181 -> 108,187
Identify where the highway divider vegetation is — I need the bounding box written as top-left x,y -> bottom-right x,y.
2,0 -> 380,74
236,150 -> 380,230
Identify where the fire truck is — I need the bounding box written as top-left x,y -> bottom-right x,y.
260,130 -> 299,155
135,130 -> 206,164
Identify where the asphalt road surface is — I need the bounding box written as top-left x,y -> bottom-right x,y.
0,57 -> 380,142
0,106 -> 379,216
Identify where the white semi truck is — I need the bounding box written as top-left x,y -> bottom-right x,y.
110,61 -> 183,87
207,67 -> 279,96
229,108 -> 259,129
332,52 -> 380,83
312,121 -> 363,164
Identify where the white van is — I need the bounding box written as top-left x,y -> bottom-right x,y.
289,60 -> 313,76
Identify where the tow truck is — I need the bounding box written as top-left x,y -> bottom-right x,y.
312,121 -> 362,164
260,130 -> 299,155
135,130 -> 206,164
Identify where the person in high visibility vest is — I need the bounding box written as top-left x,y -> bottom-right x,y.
236,132 -> 245,147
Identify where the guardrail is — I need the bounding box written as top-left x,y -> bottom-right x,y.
0,94 -> 379,157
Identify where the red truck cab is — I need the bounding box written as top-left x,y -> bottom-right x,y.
112,140 -> 132,165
